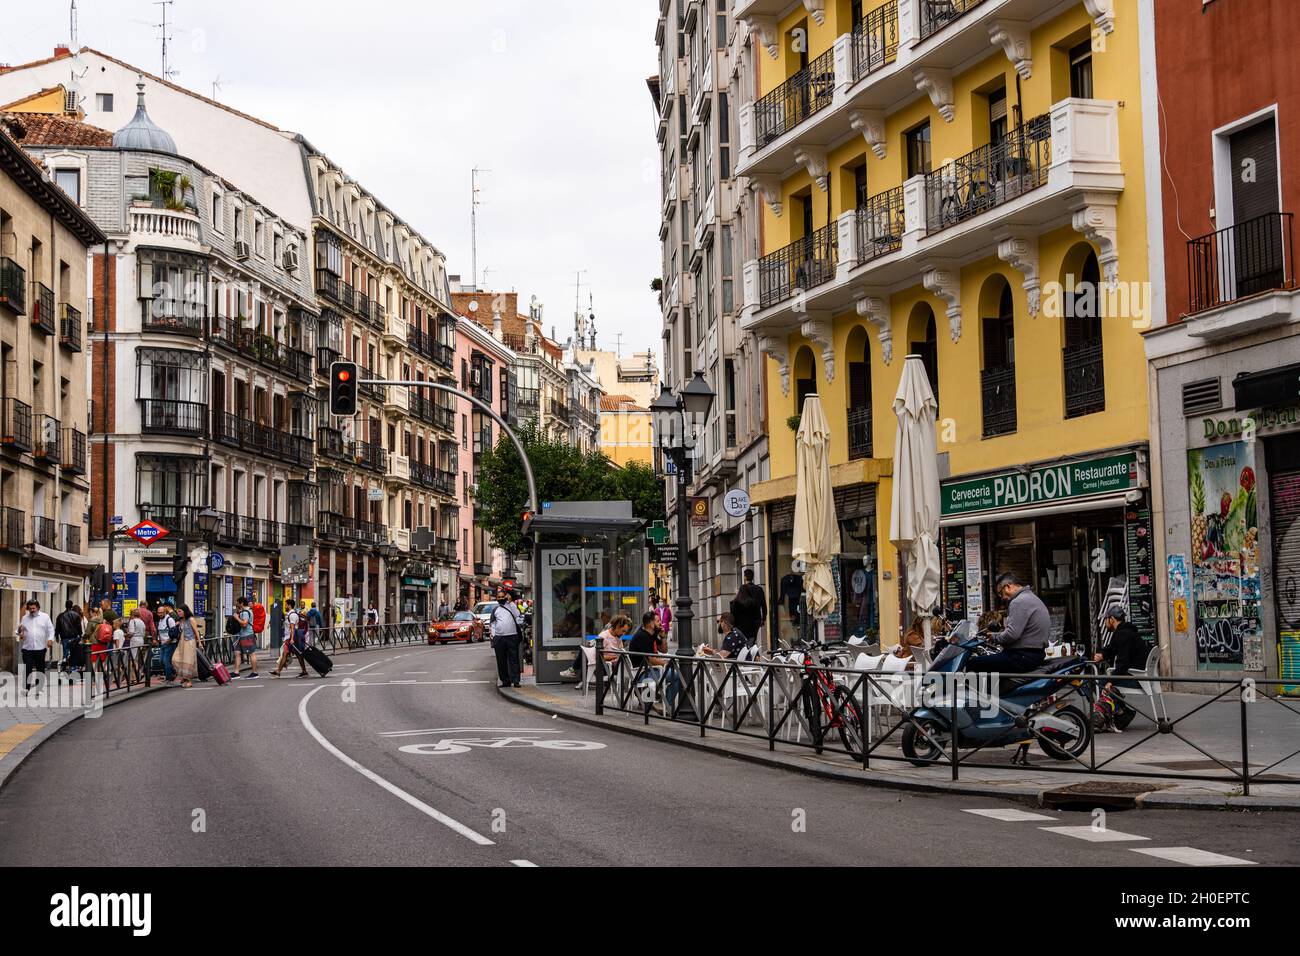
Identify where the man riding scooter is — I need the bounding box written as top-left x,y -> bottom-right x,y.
958,572 -> 1050,674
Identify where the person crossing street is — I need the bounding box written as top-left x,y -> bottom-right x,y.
490,587 -> 525,688
271,599 -> 309,678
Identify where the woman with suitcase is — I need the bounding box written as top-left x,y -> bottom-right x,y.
172,605 -> 201,689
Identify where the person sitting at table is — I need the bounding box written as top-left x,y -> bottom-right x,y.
628,611 -> 679,711
600,615 -> 632,663
697,612 -> 748,659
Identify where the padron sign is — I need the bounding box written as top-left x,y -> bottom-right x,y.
942,452 -> 1140,517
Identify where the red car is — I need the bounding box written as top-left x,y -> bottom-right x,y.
428,611 -> 485,645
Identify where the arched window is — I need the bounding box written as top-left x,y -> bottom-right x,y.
980,276 -> 1016,438
846,326 -> 872,459
907,303 -> 939,409
1063,247 -> 1105,417
793,345 -> 817,423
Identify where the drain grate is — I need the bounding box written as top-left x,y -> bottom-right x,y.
1042,780 -> 1175,811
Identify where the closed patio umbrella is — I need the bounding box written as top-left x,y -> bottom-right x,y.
793,393 -> 839,625
889,355 -> 942,647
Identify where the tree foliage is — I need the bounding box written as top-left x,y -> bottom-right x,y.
472,422 -> 666,555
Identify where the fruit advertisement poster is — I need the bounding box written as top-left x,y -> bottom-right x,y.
1188,442 -> 1262,670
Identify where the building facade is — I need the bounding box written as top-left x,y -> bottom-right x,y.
654,0 -> 772,628
735,0 -> 1152,650
1143,0 -> 1299,685
0,119 -> 101,672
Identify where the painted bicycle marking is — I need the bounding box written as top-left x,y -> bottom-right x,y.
380,726 -> 607,756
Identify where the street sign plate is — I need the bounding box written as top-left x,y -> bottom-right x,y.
125,520 -> 169,545
210,552 -> 226,571
650,543 -> 680,566
368,487 -> 384,502
723,489 -> 751,518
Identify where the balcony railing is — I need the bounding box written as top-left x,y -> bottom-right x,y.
926,116 -> 1052,233
919,0 -> 988,41
138,504 -> 203,538
435,469 -> 457,497
573,404 -> 598,430
847,406 -> 873,460
357,366 -> 383,399
33,515 -> 57,550
0,257 -> 25,314
409,460 -> 435,491
316,345 -> 341,379
754,46 -> 836,148
60,523 -> 81,554
212,411 -> 313,467
142,307 -> 207,337
338,278 -> 356,313
852,1 -> 899,82
549,398 -> 573,424
316,425 -> 347,461
434,538 -> 459,564
516,387 -> 541,413
980,363 -> 1017,438
316,269 -> 340,302
34,415 -> 61,463
855,186 -> 905,266
30,281 -> 55,335
432,342 -> 455,371
2,507 -> 23,551
757,222 -> 838,309
141,398 -> 207,437
433,404 -> 456,433
352,439 -> 387,474
1,398 -> 33,452
1063,339 -> 1106,419
1187,212 -> 1295,314
213,316 -> 313,382
59,303 -> 83,351
62,427 -> 87,475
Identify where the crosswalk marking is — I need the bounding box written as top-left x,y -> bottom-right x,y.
1039,826 -> 1150,843
1131,847 -> 1256,867
962,808 -> 1056,822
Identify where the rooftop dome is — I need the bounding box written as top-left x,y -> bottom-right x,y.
112,78 -> 176,153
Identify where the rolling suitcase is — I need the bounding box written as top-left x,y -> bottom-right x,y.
211,660 -> 231,685
302,645 -> 333,677
195,645 -> 214,683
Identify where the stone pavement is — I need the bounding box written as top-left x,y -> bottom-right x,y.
499,671 -> 1300,811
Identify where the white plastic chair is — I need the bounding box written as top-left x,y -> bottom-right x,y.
1113,644 -> 1166,722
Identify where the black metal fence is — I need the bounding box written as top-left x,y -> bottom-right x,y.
757,222 -> 838,309
926,116 -> 1051,232
855,186 -> 905,265
980,363 -> 1017,437
919,0 -> 988,41
1063,339 -> 1105,418
1186,211 -> 1293,314
852,1 -> 899,81
754,46 -> 836,147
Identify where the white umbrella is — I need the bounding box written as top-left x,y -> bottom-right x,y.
793,393 -> 839,624
889,355 -> 942,648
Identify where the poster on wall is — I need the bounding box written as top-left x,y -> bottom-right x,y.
1188,443 -> 1262,670
943,530 -> 966,620
1124,502 -> 1155,640
963,526 -> 984,624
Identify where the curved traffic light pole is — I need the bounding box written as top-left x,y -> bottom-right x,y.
358,379 -> 540,529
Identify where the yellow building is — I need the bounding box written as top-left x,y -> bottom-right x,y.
739,0 -> 1154,650
599,394 -> 655,468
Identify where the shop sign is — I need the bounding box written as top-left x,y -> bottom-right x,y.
941,452 -> 1140,517
403,577 -> 432,588
689,497 -> 710,527
1195,405 -> 1300,446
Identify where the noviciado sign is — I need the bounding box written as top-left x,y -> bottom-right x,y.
942,452 -> 1140,517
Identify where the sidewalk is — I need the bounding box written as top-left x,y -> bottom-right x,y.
498,675 -> 1300,812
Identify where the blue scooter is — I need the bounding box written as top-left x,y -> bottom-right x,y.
901,622 -> 1094,766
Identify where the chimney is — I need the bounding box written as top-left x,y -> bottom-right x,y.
54,45 -> 72,58
492,310 -> 503,342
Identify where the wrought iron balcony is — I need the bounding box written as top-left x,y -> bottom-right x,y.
432,342 -> 455,371
316,268 -> 340,303
142,306 -> 207,337
357,366 -> 383,399
925,116 -> 1052,233
919,0 -> 989,42
138,504 -> 204,538
30,281 -> 55,335
435,469 -> 457,497
141,399 -> 206,437
757,222 -> 838,309
60,523 -> 81,554
2,507 -> 23,551
338,278 -> 356,313
33,515 -> 57,550
352,438 -> 387,474
572,404 -> 598,430
212,411 -> 313,467
549,398 -> 572,424
1063,339 -> 1105,419
34,415 -> 61,463
434,538 -> 459,564
852,1 -> 899,82
847,406 -> 873,460
61,427 -> 87,475
316,345 -> 341,379
409,460 -> 434,490
0,257 -> 25,314
516,387 -> 541,413
212,316 -> 312,383
433,403 -> 456,433
1186,212 -> 1294,314
980,363 -> 1017,438
855,187 -> 905,266
753,46 -> 836,148
1,398 -> 33,452
59,303 -> 82,351
316,425 -> 348,461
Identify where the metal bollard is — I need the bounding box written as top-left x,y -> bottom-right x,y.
1240,680 -> 1250,798
594,644 -> 604,716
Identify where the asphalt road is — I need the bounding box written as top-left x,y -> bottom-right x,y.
0,641 -> 1295,867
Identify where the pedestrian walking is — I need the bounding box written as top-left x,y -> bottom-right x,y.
490,587 -> 525,688
126,608 -> 147,681
654,595 -> 673,641
16,599 -> 55,690
304,600 -> 324,646
55,601 -> 83,674
157,602 -> 179,683
230,595 -> 259,679
271,599 -> 309,678
172,605 -> 201,688
729,568 -> 767,649
437,599 -> 450,620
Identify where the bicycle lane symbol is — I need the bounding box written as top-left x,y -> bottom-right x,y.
379,726 -> 607,756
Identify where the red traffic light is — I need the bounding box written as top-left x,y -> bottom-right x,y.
337,369 -> 351,382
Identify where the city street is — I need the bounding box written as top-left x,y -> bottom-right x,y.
1,640 -> 1294,868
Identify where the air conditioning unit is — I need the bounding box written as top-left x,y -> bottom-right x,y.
234,239 -> 251,260
64,89 -> 79,114
283,247 -> 299,272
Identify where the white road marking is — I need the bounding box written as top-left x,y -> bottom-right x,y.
1039,826 -> 1150,843
511,860 -> 539,867
403,671 -> 429,675
453,670 -> 479,674
348,660 -> 387,676
962,808 -> 1056,822
1131,847 -> 1257,867
381,727 -> 562,738
392,680 -> 417,684
297,685 -> 494,847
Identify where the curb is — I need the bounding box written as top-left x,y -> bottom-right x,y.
497,685 -> 1300,813
0,681 -> 172,794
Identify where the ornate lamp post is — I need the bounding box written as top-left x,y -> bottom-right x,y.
196,507 -> 221,644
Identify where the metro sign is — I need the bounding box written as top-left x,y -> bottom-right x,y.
125,520 -> 169,546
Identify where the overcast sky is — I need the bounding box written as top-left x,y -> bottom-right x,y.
0,1 -> 663,358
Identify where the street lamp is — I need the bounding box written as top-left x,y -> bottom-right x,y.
651,372 -> 714,656
196,508 -> 221,643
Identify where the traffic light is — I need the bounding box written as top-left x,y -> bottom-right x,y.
329,361 -> 359,416
91,565 -> 108,600
172,536 -> 189,589
520,510 -> 534,536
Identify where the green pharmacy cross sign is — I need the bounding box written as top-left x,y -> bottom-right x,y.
645,521 -> 671,546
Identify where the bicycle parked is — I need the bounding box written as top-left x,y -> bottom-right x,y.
771,637 -> 865,760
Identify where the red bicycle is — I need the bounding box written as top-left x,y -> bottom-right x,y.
781,639 -> 865,759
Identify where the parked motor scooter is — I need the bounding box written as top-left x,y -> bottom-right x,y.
901,621 -> 1094,766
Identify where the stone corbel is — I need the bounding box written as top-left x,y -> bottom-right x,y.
1082,0 -> 1116,35
923,267 -> 962,342
793,145 -> 830,191
913,68 -> 955,123
744,16 -> 780,59
1072,194 -> 1120,287
855,293 -> 893,365
997,234 -> 1041,317
800,314 -> 836,383
849,109 -> 887,161
748,173 -> 784,217
802,0 -> 826,26
988,21 -> 1033,80
757,334 -> 791,396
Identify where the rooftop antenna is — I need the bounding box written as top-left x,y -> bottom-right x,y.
69,0 -> 78,48
471,167 -> 491,291
614,332 -> 625,358
573,270 -> 588,312
211,74 -> 224,100
154,1 -> 177,80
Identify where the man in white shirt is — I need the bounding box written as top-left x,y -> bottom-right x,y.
490,588 -> 525,688
271,599 -> 308,678
17,599 -> 55,690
